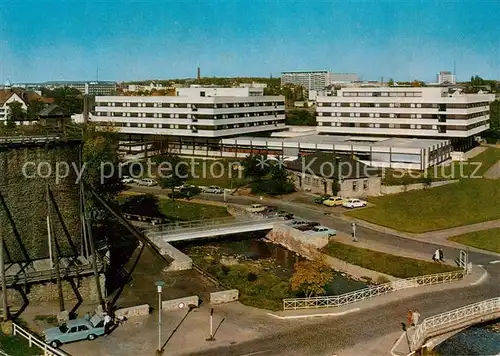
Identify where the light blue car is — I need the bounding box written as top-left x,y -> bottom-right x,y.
43,314 -> 105,348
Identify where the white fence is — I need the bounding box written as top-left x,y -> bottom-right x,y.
410,297 -> 500,351
12,322 -> 69,356
283,270 -> 465,311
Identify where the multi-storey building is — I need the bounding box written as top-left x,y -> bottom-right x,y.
92,88 -> 285,138
281,70 -> 330,90
329,73 -> 360,84
437,71 -> 456,85
12,81 -> 117,95
316,87 -> 494,148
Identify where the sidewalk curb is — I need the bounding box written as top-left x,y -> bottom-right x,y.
470,266 -> 488,286
390,332 -> 408,356
267,308 -> 360,319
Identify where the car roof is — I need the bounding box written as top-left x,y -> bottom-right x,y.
66,319 -> 88,327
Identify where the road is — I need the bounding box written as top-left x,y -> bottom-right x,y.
129,186 -> 500,355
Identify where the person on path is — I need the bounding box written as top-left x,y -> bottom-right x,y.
407,310 -> 413,327
352,222 -> 357,242
412,310 -> 421,326
438,249 -> 444,262
103,313 -> 112,335
433,249 -> 440,262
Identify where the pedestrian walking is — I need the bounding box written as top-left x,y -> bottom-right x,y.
352,222 -> 357,242
412,310 -> 421,326
103,312 -> 112,335
438,249 -> 444,262
433,249 -> 440,262
407,310 -> 413,327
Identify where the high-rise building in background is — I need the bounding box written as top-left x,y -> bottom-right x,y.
281,70 -> 331,90
437,71 -> 457,85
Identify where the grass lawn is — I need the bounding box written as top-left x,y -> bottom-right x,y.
323,241 -> 459,278
448,228 -> 500,254
158,198 -> 231,221
382,147 -> 500,185
347,148 -> 500,233
0,334 -> 41,356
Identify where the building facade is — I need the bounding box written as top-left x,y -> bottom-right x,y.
281,71 -> 330,91
92,88 -> 285,138
437,71 -> 456,85
316,87 -> 495,142
285,154 -> 382,197
0,91 -> 28,123
12,81 -> 117,95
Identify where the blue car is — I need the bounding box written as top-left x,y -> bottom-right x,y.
44,314 -> 105,348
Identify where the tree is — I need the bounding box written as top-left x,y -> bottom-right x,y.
241,154 -> 271,180
285,110 -> 316,126
27,99 -> 46,120
250,158 -> 295,196
120,194 -> 164,217
387,78 -> 394,86
156,154 -> 189,199
82,125 -> 124,205
6,101 -> 26,127
484,100 -> 500,143
42,87 -> 83,114
290,255 -> 333,297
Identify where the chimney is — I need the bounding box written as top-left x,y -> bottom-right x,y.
197,67 -> 201,81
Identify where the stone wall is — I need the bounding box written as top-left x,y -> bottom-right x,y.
147,234 -> 192,271
210,290 -> 239,305
115,304 -> 150,318
266,225 -> 329,259
324,255 -> 398,282
4,274 -> 106,304
162,296 -> 199,311
380,180 -> 459,195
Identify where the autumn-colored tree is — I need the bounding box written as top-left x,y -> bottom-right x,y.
290,255 -> 333,297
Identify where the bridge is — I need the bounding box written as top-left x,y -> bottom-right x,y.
409,297 -> 500,353
144,216 -> 284,242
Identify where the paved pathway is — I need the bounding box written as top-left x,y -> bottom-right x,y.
484,160 -> 500,179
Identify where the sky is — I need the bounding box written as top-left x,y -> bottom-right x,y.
0,0 -> 499,83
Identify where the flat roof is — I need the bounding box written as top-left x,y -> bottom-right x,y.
222,134 -> 448,149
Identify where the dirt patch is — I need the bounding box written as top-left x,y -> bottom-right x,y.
484,160 -> 500,180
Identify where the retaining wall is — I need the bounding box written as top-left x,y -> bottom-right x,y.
115,304 -> 150,318
266,224 -> 329,259
210,290 -> 239,304
5,274 -> 106,304
380,180 -> 459,195
147,234 -> 192,271
162,296 -> 199,311
325,255 -> 398,282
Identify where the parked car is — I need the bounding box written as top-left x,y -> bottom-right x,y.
137,178 -> 158,186
44,314 -> 105,348
342,199 -> 368,208
246,204 -> 267,213
310,226 -> 337,237
323,196 -> 345,207
204,185 -> 223,194
288,220 -> 308,227
260,208 -> 277,217
296,222 -> 320,231
121,175 -> 135,184
277,211 -> 294,220
313,195 -> 331,204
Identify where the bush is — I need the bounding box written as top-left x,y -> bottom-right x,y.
376,275 -> 391,284
247,272 -> 258,281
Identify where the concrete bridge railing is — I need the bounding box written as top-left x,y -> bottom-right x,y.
283,270 -> 466,311
410,297 -> 500,352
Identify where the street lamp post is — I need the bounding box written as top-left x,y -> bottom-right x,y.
155,280 -> 165,354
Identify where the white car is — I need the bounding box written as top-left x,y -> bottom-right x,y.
121,176 -> 135,184
246,204 -> 267,213
309,226 -> 337,237
137,178 -> 158,187
342,199 -> 367,208
204,185 -> 223,194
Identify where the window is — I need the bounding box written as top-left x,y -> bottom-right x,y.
363,180 -> 368,190
352,181 -> 358,191
69,327 -> 78,333
78,325 -> 89,332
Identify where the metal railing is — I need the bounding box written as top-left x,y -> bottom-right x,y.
283,270 -> 465,311
410,297 -> 500,351
145,215 -> 283,236
12,322 -> 70,356
0,350 -> 10,356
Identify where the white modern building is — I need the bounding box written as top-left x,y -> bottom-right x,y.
329,73 -> 360,84
281,71 -> 331,91
437,71 -> 457,85
316,87 -> 495,148
92,88 -> 285,138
